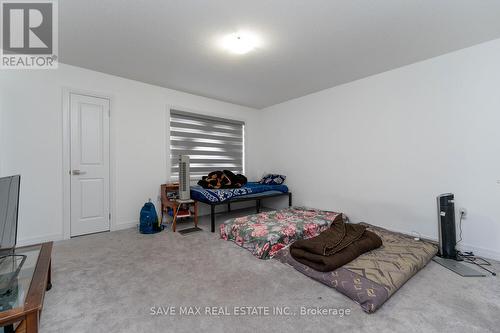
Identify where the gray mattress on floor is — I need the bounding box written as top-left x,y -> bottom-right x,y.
274,223 -> 438,313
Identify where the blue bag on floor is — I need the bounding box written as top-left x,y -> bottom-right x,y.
139,201 -> 161,234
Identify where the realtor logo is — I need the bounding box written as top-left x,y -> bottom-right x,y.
1,0 -> 58,69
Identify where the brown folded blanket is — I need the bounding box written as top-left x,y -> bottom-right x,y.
290,219 -> 382,272
293,217 -> 368,256
290,230 -> 382,272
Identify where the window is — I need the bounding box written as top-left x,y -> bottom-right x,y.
169,109 -> 245,181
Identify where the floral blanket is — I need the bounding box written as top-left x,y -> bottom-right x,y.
220,207 -> 344,259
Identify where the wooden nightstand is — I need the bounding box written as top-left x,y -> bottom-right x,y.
160,183 -> 198,232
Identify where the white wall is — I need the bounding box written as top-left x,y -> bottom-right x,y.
2,39 -> 500,260
257,39 -> 500,259
0,83 -> 4,176
0,64 -> 260,245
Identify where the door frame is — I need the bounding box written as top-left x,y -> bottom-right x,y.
62,88 -> 115,239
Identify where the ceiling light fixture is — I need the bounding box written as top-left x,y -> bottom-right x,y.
220,31 -> 261,55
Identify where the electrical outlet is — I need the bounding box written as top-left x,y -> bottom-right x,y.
459,208 -> 467,219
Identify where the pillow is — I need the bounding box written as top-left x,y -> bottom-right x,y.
259,174 -> 286,185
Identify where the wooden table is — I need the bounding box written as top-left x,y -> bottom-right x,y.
0,242 -> 53,333
160,184 -> 199,232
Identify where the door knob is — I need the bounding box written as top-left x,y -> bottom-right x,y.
72,170 -> 86,175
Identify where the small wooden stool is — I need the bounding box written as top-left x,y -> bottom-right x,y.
160,184 -> 198,232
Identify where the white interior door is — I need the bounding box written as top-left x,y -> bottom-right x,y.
70,93 -> 110,237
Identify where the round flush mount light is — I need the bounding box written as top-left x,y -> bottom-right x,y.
220,31 -> 261,55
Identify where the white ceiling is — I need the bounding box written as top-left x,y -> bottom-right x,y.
60,0 -> 500,109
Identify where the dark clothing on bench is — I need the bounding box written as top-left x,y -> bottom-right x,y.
197,170 -> 247,189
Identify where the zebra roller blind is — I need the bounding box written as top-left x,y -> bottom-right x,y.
170,110 -> 245,181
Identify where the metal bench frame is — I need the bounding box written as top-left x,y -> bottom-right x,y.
203,192 -> 293,232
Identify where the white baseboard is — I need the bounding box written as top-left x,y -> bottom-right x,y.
16,220 -> 500,261
417,236 -> 500,261
111,221 -> 138,231
456,243 -> 500,261
364,225 -> 500,261
17,222 -> 138,246
197,201 -> 256,216
17,233 -> 64,247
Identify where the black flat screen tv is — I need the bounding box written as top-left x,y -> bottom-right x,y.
0,175 -> 20,256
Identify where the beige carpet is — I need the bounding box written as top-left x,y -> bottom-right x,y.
40,208 -> 500,333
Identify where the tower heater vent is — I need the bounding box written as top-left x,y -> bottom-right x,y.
437,193 -> 457,259
178,155 -> 190,200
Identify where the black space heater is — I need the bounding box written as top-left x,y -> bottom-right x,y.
436,193 -> 457,259
433,193 -> 489,276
